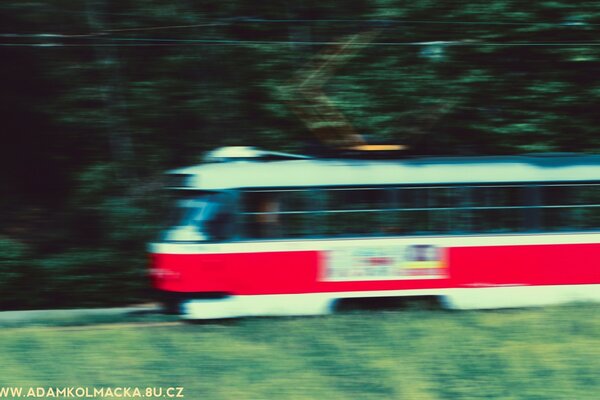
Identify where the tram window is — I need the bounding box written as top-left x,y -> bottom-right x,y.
396,185 -> 530,233
427,209 -> 456,233
397,210 -> 432,234
241,191 -> 283,239
391,209 -> 460,234
541,207 -> 596,231
469,186 -> 525,207
398,188 -> 424,209
575,185 -> 600,205
279,213 -> 321,237
241,189 -> 395,239
205,198 -> 235,241
542,184 -> 600,206
279,190 -> 324,237
236,183 -> 599,240
470,209 -> 524,233
582,207 -> 600,229
323,211 -> 384,236
399,187 -> 462,209
160,192 -> 234,242
321,189 -> 395,236
540,184 -> 600,231
326,188 -> 392,211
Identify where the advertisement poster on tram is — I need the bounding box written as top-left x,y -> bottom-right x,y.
322,244 -> 447,281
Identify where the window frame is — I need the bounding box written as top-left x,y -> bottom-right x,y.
228,181 -> 600,241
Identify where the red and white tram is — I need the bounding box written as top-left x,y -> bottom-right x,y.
149,147 -> 600,319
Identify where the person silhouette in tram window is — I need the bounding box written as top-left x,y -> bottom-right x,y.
246,193 -> 282,239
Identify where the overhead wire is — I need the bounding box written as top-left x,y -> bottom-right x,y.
0,14 -> 598,38
0,21 -> 232,38
2,38 -> 600,47
230,17 -> 600,27
101,22 -> 229,33
1,15 -> 599,48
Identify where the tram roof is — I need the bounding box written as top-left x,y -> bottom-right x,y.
168,154 -> 600,190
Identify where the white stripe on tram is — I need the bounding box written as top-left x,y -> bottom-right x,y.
150,232 -> 600,255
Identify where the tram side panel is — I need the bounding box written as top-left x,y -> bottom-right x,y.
150,243 -> 452,303
150,253 -> 230,293
150,251 -> 321,295
445,242 -> 600,309
448,243 -> 600,286
151,240 -> 600,313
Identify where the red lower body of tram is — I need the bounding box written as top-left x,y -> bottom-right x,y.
149,233 -> 600,319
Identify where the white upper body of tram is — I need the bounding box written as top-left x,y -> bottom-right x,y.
166,147 -> 600,191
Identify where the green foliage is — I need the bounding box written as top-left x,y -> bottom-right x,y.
0,238 -> 30,303
0,0 -> 599,308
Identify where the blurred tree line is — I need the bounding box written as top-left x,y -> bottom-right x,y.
0,0 -> 599,309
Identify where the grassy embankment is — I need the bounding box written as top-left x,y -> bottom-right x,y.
1,304 -> 600,400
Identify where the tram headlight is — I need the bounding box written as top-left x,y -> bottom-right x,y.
150,267 -> 181,280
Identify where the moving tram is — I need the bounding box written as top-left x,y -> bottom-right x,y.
149,147 -> 600,319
